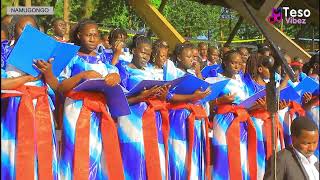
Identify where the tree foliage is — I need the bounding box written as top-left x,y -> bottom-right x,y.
1,0 -> 318,45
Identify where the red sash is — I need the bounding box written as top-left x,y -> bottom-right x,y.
288,101 -> 305,123
65,91 -> 124,180
250,108 -> 285,160
142,99 -> 170,180
216,105 -> 257,180
168,103 -> 211,180
2,86 -> 53,179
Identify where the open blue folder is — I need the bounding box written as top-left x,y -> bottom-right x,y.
239,85 -> 301,109
239,89 -> 266,109
169,75 -> 211,94
280,85 -> 301,102
126,80 -> 168,96
294,76 -> 319,96
200,77 -> 230,103
201,64 -> 223,78
7,25 -> 80,77
74,78 -> 130,117
126,75 -> 211,97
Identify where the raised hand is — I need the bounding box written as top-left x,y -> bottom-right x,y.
302,92 -> 312,104
32,58 -> 54,77
279,99 -> 288,110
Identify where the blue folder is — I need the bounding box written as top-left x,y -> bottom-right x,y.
201,64 -> 223,78
293,77 -> 319,103
239,85 -> 300,109
169,75 -> 211,95
294,76 -> 319,96
74,78 -> 130,117
126,80 -> 168,97
7,25 -> 80,77
200,77 -> 230,103
239,89 -> 266,109
280,85 -> 300,102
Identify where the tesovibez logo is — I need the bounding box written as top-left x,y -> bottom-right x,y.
268,7 -> 311,25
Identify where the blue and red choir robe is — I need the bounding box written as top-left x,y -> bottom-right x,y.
1,63 -> 59,180
117,60 -> 211,180
164,67 -> 211,180
58,53 -> 124,180
116,63 -> 167,180
211,73 -> 260,180
279,72 -> 307,147
242,73 -> 285,179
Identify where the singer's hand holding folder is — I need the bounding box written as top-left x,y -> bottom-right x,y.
7,25 -> 80,77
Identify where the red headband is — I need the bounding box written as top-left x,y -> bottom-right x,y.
290,61 -> 303,67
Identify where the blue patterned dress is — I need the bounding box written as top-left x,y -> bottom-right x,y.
58,53 -> 119,180
116,63 -> 168,180
165,67 -> 209,180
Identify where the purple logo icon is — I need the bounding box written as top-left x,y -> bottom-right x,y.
268,8 -> 283,24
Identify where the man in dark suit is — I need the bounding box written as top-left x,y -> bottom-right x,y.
264,116 -> 319,180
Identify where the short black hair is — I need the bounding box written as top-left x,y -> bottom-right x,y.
150,39 -> 169,64
303,53 -> 319,74
291,116 -> 318,137
51,18 -> 64,26
257,44 -> 271,54
129,34 -> 151,52
108,27 -> 127,45
8,15 -> 39,39
172,42 -> 193,64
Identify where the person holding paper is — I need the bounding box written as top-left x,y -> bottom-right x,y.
116,35 -> 171,180
1,15 -> 59,180
57,19 -> 124,180
165,43 -> 211,180
211,50 -> 260,180
172,43 -> 204,80
302,54 -> 319,127
244,54 -> 289,178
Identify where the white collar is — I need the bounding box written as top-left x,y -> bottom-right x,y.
294,147 -> 318,165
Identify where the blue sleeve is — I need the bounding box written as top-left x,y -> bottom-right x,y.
116,61 -> 130,89
1,68 -> 7,78
57,56 -> 76,83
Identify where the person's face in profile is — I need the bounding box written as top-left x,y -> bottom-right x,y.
292,130 -> 319,158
